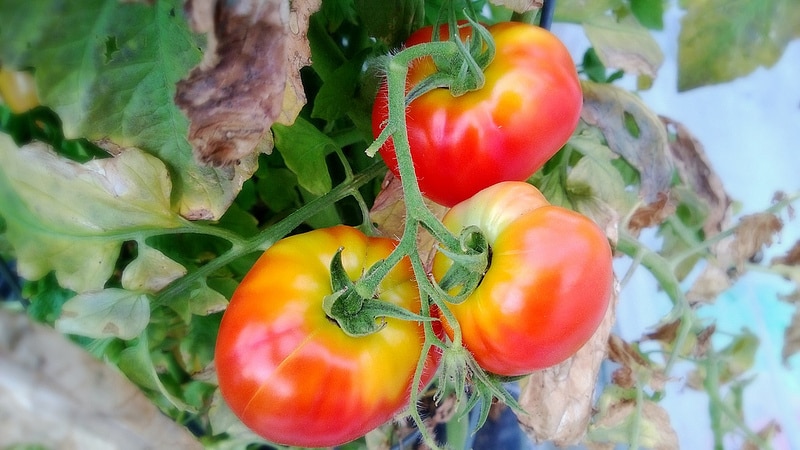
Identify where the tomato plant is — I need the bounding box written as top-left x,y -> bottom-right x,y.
432,182 -> 613,376
214,226 -> 438,448
372,21 -> 582,207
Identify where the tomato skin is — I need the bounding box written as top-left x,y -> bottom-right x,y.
0,68 -> 39,113
372,22 -> 582,207
215,226 -> 438,447
432,182 -> 612,376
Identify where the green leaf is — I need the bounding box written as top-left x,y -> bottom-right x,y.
117,331 -> 195,412
257,167 -> 302,212
55,289 -> 151,340
678,0 -> 800,91
312,58 -> 364,123
272,117 -> 335,196
121,244 -> 187,293
0,136 -> 183,292
630,0 -> 665,30
21,273 -> 74,325
0,0 -> 255,219
555,0 -> 624,23
165,279 -> 228,324
583,15 -> 664,78
354,0 -> 424,46
178,313 -> 220,375
567,134 -> 636,218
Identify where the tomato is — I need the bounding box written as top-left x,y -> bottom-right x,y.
432,182 -> 612,376
215,226 -> 438,447
372,22 -> 582,207
0,68 -> 39,113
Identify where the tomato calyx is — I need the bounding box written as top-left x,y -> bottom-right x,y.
322,247 -> 431,337
406,17 -> 496,102
435,225 -> 490,303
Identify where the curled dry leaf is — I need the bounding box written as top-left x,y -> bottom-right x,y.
627,191 -> 676,233
782,308 -> 800,365
516,282 -> 618,446
488,0 -> 542,14
607,334 -> 668,392
176,0 -> 320,166
661,116 -> 731,236
0,310 -> 202,449
688,212 -> 783,303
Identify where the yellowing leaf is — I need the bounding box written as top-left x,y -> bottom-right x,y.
678,0 -> 800,91
583,15 -> 664,78
587,391 -> 679,450
581,81 -> 672,204
0,136 -> 183,292
121,244 -> 187,293
55,289 -> 150,340
489,0 -> 542,14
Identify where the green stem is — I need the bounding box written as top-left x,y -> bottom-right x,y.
616,232 -> 692,374
154,162 -> 385,307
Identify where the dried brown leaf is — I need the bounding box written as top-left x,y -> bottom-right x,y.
369,172 -> 448,265
0,310 -> 202,449
488,0 -> 542,13
276,0 -> 321,125
661,117 -> 730,236
773,239 -> 800,266
516,283 -> 618,446
743,420 -> 781,450
686,264 -> 733,304
783,307 -> 800,365
627,191 -> 676,233
732,213 -> 783,267
687,213 -> 783,304
176,0 -> 319,166
608,334 -> 668,392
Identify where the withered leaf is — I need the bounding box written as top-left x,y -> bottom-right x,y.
687,213 -> 783,304
782,307 -> 800,365
176,0 -> 319,166
0,310 -> 202,449
488,0 -> 542,14
581,81 -> 672,205
661,116 -> 731,237
587,395 -> 679,450
732,213 -> 783,267
369,172 -> 448,266
627,191 -> 676,233
516,283 -> 618,446
773,239 -> 800,266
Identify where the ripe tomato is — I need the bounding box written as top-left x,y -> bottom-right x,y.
432,182 -> 613,376
372,22 -> 582,207
215,226 -> 438,447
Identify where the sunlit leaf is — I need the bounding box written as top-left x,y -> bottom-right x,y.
583,15 -> 664,78
0,0 -> 255,219
121,244 -> 187,293
56,289 -> 150,340
0,136 -> 183,292
678,0 -> 800,91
